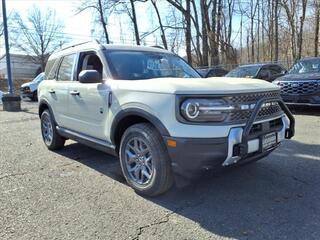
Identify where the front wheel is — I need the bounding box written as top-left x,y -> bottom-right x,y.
119,123 -> 173,196
31,91 -> 38,101
41,109 -> 65,150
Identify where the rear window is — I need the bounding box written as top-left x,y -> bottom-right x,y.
45,59 -> 60,80
57,54 -> 76,81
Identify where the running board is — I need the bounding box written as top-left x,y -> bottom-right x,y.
56,126 -> 117,156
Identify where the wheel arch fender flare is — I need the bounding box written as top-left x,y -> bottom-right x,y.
38,98 -> 57,124
110,108 -> 170,145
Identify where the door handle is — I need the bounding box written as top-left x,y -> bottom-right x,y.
70,90 -> 80,96
48,89 -> 55,94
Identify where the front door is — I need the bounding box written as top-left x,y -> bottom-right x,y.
65,51 -> 110,140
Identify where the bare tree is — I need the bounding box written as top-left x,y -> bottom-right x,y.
297,0 -> 308,59
200,0 -> 209,66
129,0 -> 141,45
314,0 -> 320,56
76,0 -> 120,44
151,0 -> 168,49
12,7 -> 66,71
249,0 -> 258,62
274,0 -> 280,61
191,0 -> 203,66
167,0 -> 192,64
0,21 -> 3,37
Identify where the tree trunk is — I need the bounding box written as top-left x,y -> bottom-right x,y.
151,0 -> 168,49
256,0 -> 260,62
274,0 -> 279,62
215,0 -> 222,65
200,0 -> 209,66
315,0 -> 320,57
191,0 -> 203,66
209,0 -> 218,65
297,0 -> 308,60
129,0 -> 140,45
98,0 -> 110,44
185,0 -> 192,64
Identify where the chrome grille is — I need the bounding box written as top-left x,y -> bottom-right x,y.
279,80 -> 319,95
227,91 -> 283,122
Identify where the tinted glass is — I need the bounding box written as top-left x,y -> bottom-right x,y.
225,65 -> 260,78
288,59 -> 320,74
269,65 -> 284,75
258,68 -> 271,78
104,50 -> 201,80
32,72 -> 45,83
57,54 -> 76,81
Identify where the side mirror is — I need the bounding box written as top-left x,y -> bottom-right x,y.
79,70 -> 102,83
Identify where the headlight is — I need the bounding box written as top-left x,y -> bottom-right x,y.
180,98 -> 234,122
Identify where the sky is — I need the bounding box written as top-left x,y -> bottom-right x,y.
0,0 -> 161,56
0,0 -> 242,57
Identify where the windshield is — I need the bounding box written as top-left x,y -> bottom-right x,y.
32,72 -> 45,83
288,59 -> 320,74
104,50 -> 201,80
225,65 -> 260,78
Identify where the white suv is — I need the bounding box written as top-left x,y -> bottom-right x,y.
38,41 -> 295,196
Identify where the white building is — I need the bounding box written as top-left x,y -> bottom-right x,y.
0,54 -> 41,80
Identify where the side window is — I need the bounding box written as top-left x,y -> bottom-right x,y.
77,52 -> 103,80
207,70 -> 215,77
57,54 -> 76,81
45,59 -> 60,80
258,67 -> 271,79
270,65 -> 283,75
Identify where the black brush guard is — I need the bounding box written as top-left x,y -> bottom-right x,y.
238,97 -> 295,158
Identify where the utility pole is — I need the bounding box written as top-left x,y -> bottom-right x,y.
1,0 -> 21,111
2,0 -> 13,94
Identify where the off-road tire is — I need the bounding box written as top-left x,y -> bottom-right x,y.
40,109 -> 65,150
119,123 -> 173,196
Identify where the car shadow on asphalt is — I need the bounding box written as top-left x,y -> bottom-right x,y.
56,139 -> 320,239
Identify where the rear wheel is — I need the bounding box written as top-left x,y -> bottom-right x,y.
41,109 -> 65,150
119,123 -> 173,196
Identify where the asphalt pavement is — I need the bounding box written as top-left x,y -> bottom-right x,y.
0,100 -> 320,240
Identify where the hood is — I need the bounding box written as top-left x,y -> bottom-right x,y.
21,81 -> 37,88
276,72 -> 320,81
114,77 -> 279,94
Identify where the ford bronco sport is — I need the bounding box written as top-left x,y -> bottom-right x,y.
38,41 -> 295,196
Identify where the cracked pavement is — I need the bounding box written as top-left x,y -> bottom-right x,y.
0,101 -> 320,240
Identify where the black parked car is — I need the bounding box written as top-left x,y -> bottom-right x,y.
196,66 -> 229,78
225,63 -> 287,82
273,57 -> 320,107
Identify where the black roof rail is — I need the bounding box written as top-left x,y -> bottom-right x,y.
58,39 -> 102,52
151,45 -> 164,49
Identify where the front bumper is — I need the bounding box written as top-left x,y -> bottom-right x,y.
165,97 -> 295,179
281,93 -> 320,106
20,92 -> 34,98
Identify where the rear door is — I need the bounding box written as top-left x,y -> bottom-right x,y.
65,51 -> 110,140
53,53 -> 77,127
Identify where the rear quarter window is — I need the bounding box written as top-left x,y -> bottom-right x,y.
45,59 -> 60,80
